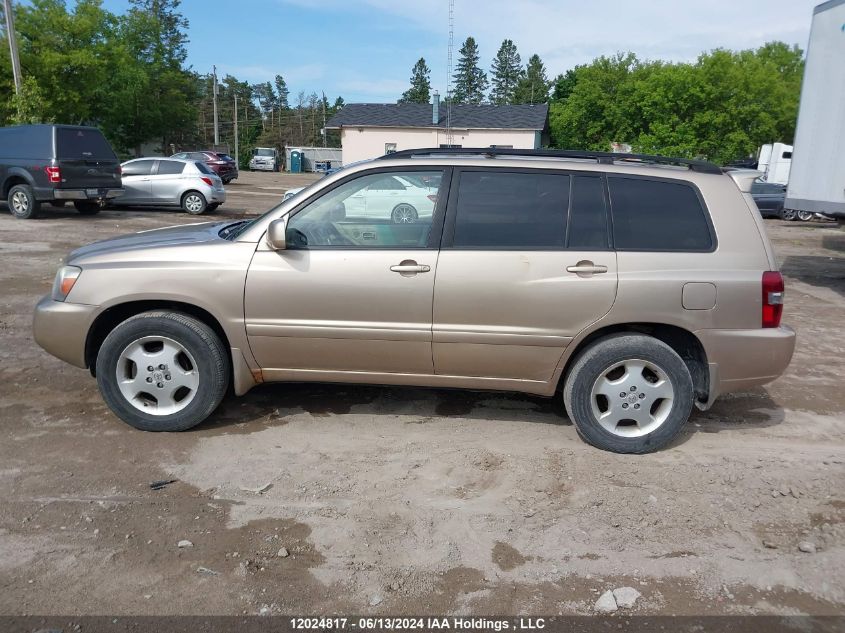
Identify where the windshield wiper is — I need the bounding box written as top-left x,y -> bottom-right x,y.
219,220 -> 250,240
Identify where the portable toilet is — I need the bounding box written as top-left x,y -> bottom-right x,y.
290,149 -> 302,173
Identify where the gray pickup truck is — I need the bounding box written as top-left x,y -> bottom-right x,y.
0,124 -> 123,219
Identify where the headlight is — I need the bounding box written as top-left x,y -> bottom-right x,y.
51,265 -> 82,302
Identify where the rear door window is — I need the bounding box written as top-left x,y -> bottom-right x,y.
122,160 -> 156,177
156,160 -> 186,176
56,127 -> 116,160
568,175 -> 609,249
451,171 -> 570,249
607,177 -> 714,251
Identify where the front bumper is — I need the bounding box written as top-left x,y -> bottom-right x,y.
33,295 -> 99,368
53,188 -> 124,201
696,325 -> 796,408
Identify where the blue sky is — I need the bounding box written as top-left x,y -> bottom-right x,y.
101,0 -> 820,103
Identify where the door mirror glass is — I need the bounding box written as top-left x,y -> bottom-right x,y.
266,217 -> 287,250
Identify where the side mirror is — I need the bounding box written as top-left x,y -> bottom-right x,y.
266,217 -> 287,250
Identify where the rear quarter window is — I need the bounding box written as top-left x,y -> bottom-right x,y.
56,127 -> 116,160
608,176 -> 714,251
195,161 -> 214,175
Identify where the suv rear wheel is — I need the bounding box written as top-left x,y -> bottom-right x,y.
8,184 -> 40,219
74,201 -> 101,215
563,334 -> 694,453
96,311 -> 230,431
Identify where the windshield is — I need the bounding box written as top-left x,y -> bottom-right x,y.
256,149 -> 275,157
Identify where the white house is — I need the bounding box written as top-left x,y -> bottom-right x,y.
326,97 -> 549,164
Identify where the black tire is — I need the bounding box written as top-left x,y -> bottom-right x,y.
563,334 -> 694,454
797,210 -> 814,222
181,190 -> 207,215
391,203 -> 418,224
95,311 -> 230,432
780,208 -> 798,221
222,178 -> 231,185
74,201 -> 101,215
8,184 -> 41,219
206,203 -> 220,212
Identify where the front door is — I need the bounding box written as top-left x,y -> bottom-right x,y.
433,169 -> 618,383
118,159 -> 156,204
244,168 -> 448,376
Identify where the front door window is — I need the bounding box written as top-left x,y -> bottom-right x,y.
286,170 -> 444,248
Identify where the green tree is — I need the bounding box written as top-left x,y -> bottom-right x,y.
12,76 -> 50,124
452,36 -> 487,104
274,74 -> 289,109
514,53 -> 550,104
550,66 -> 582,102
489,39 -> 521,104
400,57 -> 431,104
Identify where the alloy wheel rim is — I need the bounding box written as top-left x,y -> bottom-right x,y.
393,204 -> 416,223
116,336 -> 199,415
11,191 -> 29,214
589,358 -> 674,437
185,195 -> 203,212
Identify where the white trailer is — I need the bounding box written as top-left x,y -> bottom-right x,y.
785,0 -> 845,219
758,143 -> 793,184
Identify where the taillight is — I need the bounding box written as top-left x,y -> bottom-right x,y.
45,166 -> 61,183
427,194 -> 437,203
200,176 -> 213,186
762,271 -> 784,328
208,160 -> 225,165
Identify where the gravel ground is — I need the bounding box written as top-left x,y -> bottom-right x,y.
0,175 -> 842,617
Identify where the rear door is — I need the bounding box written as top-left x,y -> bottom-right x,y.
54,127 -> 121,189
432,169 -> 618,383
117,159 -> 156,204
149,159 -> 187,203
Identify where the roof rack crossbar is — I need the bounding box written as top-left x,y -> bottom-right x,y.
377,147 -> 722,174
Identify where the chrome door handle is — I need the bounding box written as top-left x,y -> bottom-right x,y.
566,261 -> 609,276
390,261 -> 430,275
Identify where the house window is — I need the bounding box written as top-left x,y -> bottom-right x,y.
384,143 -> 397,155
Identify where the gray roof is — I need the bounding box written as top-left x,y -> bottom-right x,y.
326,103 -> 549,130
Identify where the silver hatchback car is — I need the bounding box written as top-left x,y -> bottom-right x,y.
112,157 -> 226,214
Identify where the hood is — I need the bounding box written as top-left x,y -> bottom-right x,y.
67,221 -> 228,264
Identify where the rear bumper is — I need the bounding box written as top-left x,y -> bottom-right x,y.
33,295 -> 99,368
50,188 -> 124,201
696,326 -> 796,409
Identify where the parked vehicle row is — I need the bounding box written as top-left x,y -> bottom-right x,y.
33,148 -> 795,454
115,157 -> 226,215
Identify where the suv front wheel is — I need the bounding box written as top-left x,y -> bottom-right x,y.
563,334 -> 694,453
96,311 -> 230,431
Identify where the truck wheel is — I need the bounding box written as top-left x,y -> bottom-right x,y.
74,201 -> 101,215
563,334 -> 694,454
181,191 -> 207,215
780,208 -> 798,221
8,184 -> 41,219
95,311 -> 230,432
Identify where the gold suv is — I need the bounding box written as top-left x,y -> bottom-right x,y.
33,149 -> 796,453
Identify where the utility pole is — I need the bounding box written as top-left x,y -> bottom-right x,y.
233,93 -> 239,167
321,91 -> 327,147
212,65 -> 219,147
3,0 -> 22,94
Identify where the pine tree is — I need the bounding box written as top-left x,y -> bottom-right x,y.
274,74 -> 289,109
452,36 -> 488,104
489,39 -> 522,105
514,54 -> 551,104
400,58 -> 432,104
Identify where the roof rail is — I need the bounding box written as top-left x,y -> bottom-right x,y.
377,147 -> 722,175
